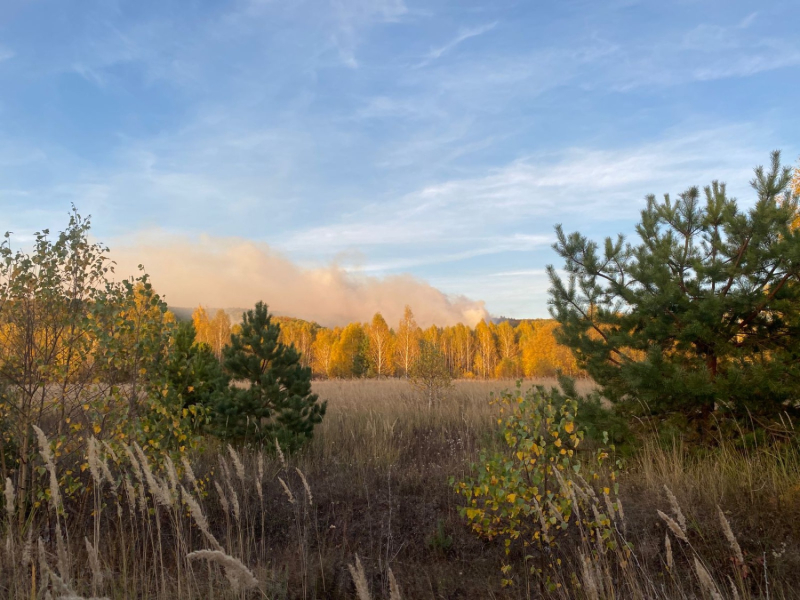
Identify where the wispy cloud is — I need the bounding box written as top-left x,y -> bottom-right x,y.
489,269 -> 548,277
610,15 -> 800,90
691,51 -> 800,82
330,0 -> 409,67
414,21 -> 498,68
282,125 -> 764,260
2,0 -> 798,319
338,235 -> 553,273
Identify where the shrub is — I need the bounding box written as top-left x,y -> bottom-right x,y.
453,384 -> 623,589
409,339 -> 452,407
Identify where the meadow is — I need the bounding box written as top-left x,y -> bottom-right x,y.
2,378 -> 799,599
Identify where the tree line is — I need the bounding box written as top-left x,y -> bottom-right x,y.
190,305 -> 583,381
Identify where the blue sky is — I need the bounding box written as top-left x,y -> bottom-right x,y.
1,0 -> 799,320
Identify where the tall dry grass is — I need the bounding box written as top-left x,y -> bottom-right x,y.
0,378 -> 797,599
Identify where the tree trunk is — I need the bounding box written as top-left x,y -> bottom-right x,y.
707,353 -> 718,380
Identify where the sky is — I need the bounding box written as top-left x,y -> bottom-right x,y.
1,0 -> 799,324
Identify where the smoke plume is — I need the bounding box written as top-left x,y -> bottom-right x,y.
109,232 -> 488,328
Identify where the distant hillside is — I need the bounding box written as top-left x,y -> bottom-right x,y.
490,316 -> 549,328
171,307 -> 548,328
169,307 -> 321,327
169,306 -> 248,323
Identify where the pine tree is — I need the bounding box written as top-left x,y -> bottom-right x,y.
165,321 -> 229,415
214,302 -> 326,450
548,152 -> 800,425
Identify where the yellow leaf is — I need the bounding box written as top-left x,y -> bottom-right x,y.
506,493 -> 517,503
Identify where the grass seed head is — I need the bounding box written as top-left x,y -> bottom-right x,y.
228,444 -> 246,484
187,549 -> 259,592
84,537 -> 103,591
87,437 -> 102,487
665,533 -> 673,569
228,483 -> 241,523
219,456 -> 232,486
33,425 -> 62,511
388,567 -> 402,600
694,556 -> 723,600
55,521 -> 69,579
727,575 -> 742,600
348,554 -> 372,600
275,438 -> 287,469
615,495 -> 626,527
296,468 -> 313,507
100,456 -> 116,489
4,477 -> 14,518
182,486 -> 223,552
256,453 -> 264,502
215,480 -> 230,514
133,443 -> 171,507
278,477 -> 296,505
164,455 -> 179,495
101,440 -> 119,464
603,491 -> 616,522
581,554 -> 600,600
717,505 -> 744,564
180,456 -> 198,492
122,444 -> 143,484
664,485 -> 687,534
21,528 -> 32,567
658,510 -> 688,543
38,537 -> 76,598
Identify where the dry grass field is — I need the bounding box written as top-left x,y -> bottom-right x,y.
2,378 -> 799,599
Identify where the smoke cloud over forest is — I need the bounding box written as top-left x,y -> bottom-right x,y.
110,233 -> 489,328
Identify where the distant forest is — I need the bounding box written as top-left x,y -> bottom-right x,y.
188,305 -> 582,380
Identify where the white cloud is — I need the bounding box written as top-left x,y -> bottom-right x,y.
108,230 -> 488,327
